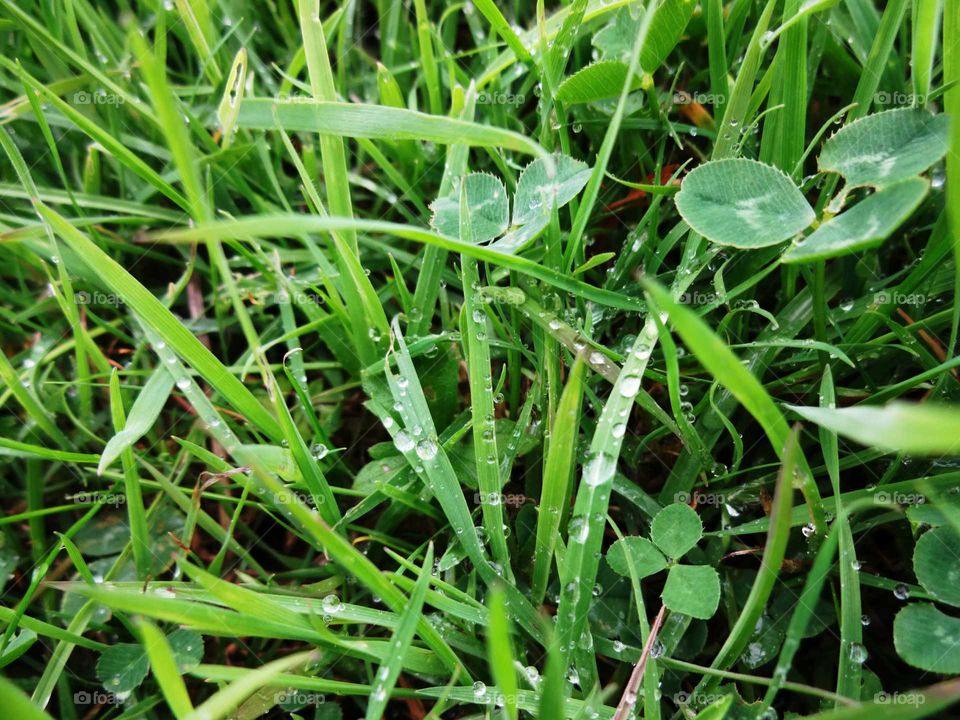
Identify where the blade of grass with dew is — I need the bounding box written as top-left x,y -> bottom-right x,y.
459,182 -> 511,575
409,84 -> 473,337
270,384 -> 341,526
531,356 -> 584,604
487,584 -> 519,720
820,367 -> 863,702
366,544 -> 435,720
141,325 -> 463,674
641,277 -> 826,533
502,289 -> 680,436
553,314 -> 660,683
711,0 -> 775,159
694,427 -> 798,694
107,369 -> 151,580
36,203 -> 282,439
371,319 -> 544,641
157,215 -> 645,312
563,0 -> 656,271
237,98 -> 551,160
139,619 -> 194,718
99,366 -> 175,474
183,651 -> 316,720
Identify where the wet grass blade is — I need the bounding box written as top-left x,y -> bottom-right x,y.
460,184 -> 511,574
696,427 -> 798,691
531,357 -> 584,604
37,204 -> 282,440
238,99 -> 551,160
158,215 -> 645,312
487,585 -> 519,720
366,544 -> 434,720
139,619 -> 194,718
183,651 -> 316,720
99,367 -> 174,475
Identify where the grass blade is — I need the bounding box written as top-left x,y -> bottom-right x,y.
365,544 -> 434,720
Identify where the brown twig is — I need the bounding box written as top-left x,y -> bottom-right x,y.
613,604 -> 668,720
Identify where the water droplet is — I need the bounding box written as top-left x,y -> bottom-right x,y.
848,642 -> 868,664
322,594 -> 342,613
619,374 -> 641,398
394,430 -> 415,453
415,438 -> 438,461
894,583 -> 910,600
583,452 -> 616,487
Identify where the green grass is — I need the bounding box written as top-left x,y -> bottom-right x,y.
1,0 -> 960,718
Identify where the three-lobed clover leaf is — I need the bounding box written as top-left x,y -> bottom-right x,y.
661,564 -> 721,620
429,154 -> 591,252
818,108 -> 949,189
555,61 -> 644,105
674,158 -> 815,249
678,109 -> 946,262
511,154 -> 592,226
606,536 -> 668,578
651,501 -> 703,558
97,628 -> 203,693
894,604 -> 960,674
893,525 -> 960,672
913,526 -> 960,607
782,177 -> 929,263
606,503 -> 720,619
429,172 -> 509,243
